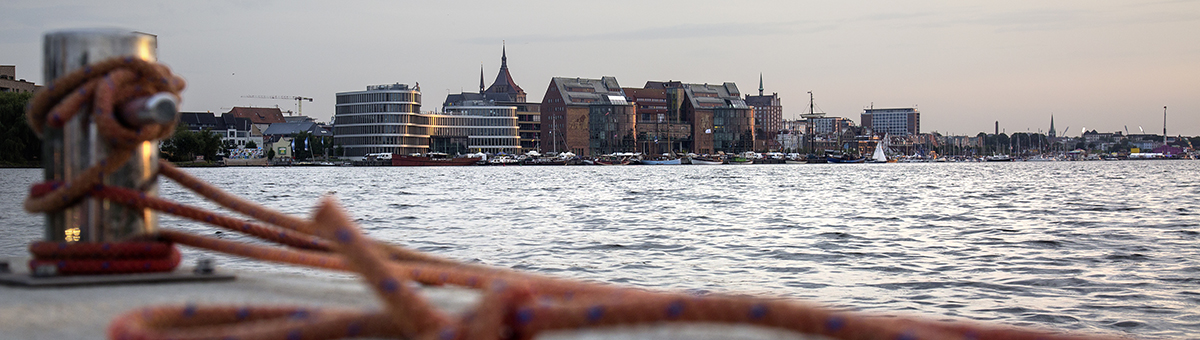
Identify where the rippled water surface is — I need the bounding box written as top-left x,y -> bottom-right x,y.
2,161 -> 1199,338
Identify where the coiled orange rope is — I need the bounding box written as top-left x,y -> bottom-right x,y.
24,56 -> 186,275
24,59 -> 1128,340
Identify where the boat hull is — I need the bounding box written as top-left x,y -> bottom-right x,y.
827,157 -> 866,163
691,158 -> 724,165
392,156 -> 481,166
641,159 -> 682,165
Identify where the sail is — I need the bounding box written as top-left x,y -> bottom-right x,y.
872,139 -> 888,162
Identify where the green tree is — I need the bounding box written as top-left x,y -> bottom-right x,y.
267,148 -> 275,161
0,92 -> 41,165
245,140 -> 257,149
160,123 -> 223,162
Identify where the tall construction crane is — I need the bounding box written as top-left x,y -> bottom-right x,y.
241,95 -> 313,116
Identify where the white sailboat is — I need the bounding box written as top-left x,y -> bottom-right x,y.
869,135 -> 890,163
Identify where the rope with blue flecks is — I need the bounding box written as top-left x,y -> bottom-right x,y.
24,58 -> 1128,340
98,160 -> 1124,340
23,56 -> 186,275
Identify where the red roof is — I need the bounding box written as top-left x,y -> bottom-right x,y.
225,107 -> 286,124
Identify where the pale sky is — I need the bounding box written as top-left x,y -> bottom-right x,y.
3,0 -> 1198,136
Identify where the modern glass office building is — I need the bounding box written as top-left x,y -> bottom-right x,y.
333,83 -> 428,157
335,83 -> 522,159
433,103 -> 521,154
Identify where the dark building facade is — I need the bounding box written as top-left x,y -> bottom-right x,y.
624,87 -> 690,155
645,81 -> 754,155
744,75 -> 783,151
539,77 -> 636,156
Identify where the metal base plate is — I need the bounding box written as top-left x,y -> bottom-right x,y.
0,258 -> 235,287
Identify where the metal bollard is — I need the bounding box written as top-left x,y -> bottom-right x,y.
41,29 -> 173,243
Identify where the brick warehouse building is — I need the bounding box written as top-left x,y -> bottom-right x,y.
539,77 -> 636,156
644,81 -> 754,155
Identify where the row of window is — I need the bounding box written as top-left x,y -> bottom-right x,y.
336,103 -> 420,114
442,108 -> 516,117
466,137 -> 521,147
428,116 -> 516,128
429,127 -> 517,137
335,113 -> 430,125
335,136 -> 430,147
336,92 -> 420,105
335,125 -> 429,136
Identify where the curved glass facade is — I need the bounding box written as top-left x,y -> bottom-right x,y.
333,84 -> 427,157
334,85 -> 522,158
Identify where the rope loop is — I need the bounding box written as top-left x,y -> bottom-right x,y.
23,57 -> 186,214
23,58 -> 187,275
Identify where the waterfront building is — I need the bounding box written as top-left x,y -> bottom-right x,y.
624,87 -> 688,155
539,77 -> 636,156
860,107 -> 919,136
744,74 -> 783,151
808,117 -> 852,135
224,107 -> 286,138
0,65 -> 38,93
644,81 -> 754,155
433,101 -> 521,154
443,46 -> 539,153
502,101 -> 541,153
333,83 -> 428,158
179,112 -> 257,148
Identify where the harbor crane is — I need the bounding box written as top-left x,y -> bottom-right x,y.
241,95 -> 313,116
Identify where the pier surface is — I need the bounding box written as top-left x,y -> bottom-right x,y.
0,258 -> 813,340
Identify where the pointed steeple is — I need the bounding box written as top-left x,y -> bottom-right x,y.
485,41 -> 526,102
758,73 -> 764,96
1049,115 -> 1056,138
479,64 -> 485,93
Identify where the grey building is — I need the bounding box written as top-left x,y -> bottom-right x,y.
333,83 -> 426,158
861,108 -> 920,136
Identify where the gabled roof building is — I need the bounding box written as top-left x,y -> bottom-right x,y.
645,81 -> 754,154
179,112 -> 257,148
539,77 -> 636,156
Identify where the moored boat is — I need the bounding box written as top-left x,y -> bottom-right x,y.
392,153 -> 481,166
641,158 -> 682,165
985,155 -> 1013,162
826,153 -> 865,163
690,157 -> 724,165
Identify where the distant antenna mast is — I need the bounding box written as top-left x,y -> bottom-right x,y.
1164,106 -> 1168,145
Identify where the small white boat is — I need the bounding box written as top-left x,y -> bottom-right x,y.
690,157 -> 724,165
641,158 -> 682,165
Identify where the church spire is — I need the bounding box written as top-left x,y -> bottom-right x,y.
501,40 -> 507,69
758,73 -> 764,96
479,64 -> 485,93
1049,115 -> 1056,138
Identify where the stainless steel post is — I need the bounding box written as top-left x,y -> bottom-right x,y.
42,29 -> 160,242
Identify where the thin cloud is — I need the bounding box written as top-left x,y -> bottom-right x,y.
460,20 -> 838,45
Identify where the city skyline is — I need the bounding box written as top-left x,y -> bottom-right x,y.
2,1 -> 1197,136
